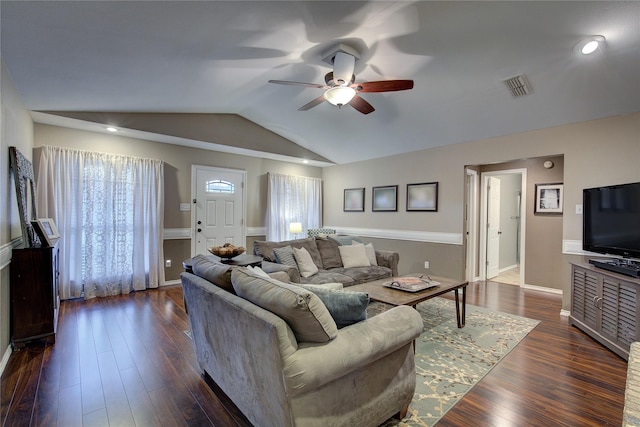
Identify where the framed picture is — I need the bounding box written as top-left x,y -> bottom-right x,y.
372,185 -> 398,212
535,183 -> 564,214
407,182 -> 438,211
344,188 -> 365,212
31,218 -> 60,246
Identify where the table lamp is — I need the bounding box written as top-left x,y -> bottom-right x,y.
289,222 -> 303,239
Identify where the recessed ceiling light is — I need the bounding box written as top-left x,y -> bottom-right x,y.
302,160 -> 309,164
106,126 -> 119,132
574,35 -> 605,55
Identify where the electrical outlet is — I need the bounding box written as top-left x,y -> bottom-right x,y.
424,261 -> 430,269
165,259 -> 172,268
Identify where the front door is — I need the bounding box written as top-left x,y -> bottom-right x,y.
192,166 -> 246,256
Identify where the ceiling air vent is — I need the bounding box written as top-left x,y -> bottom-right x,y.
503,74 -> 532,97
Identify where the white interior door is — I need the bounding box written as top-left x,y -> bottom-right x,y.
192,166 -> 246,256
486,176 -> 501,279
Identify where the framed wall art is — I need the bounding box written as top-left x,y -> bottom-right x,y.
31,218 -> 60,246
406,182 -> 438,211
372,185 -> 398,212
535,183 -> 563,214
344,187 -> 365,212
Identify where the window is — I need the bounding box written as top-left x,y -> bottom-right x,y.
206,179 -> 234,194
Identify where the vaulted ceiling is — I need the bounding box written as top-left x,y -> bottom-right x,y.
2,1 -> 639,166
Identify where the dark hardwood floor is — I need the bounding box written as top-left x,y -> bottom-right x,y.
0,281 -> 628,426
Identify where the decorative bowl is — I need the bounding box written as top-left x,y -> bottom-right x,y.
208,246 -> 245,259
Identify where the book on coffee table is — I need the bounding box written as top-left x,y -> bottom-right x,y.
383,276 -> 440,292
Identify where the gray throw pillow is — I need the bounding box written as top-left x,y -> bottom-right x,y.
299,284 -> 369,329
273,246 -> 299,269
191,254 -> 235,294
231,268 -> 338,343
315,237 -> 343,269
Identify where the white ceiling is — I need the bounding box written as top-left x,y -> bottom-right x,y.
2,1 -> 639,165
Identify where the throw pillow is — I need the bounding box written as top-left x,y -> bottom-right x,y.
246,265 -> 270,278
191,254 -> 235,294
231,268 -> 338,343
338,244 -> 371,268
353,241 -> 378,266
292,247 -> 319,278
315,237 -> 343,269
273,246 -> 299,269
299,285 -> 369,328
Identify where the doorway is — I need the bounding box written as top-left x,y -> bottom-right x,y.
191,165 -> 247,256
478,169 -> 526,285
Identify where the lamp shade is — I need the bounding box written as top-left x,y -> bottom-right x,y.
289,222 -> 303,234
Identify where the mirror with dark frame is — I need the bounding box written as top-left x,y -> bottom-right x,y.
9,146 -> 41,247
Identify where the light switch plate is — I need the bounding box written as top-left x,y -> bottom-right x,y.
180,203 -> 191,211
575,204 -> 583,215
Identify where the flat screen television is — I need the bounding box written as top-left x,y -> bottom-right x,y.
583,181 -> 640,260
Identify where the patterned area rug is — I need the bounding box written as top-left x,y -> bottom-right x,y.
375,298 -> 540,426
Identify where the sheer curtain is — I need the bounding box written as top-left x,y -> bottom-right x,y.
37,146 -> 164,300
266,173 -> 322,241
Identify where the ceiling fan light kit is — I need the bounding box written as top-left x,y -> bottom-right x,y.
323,86 -> 356,107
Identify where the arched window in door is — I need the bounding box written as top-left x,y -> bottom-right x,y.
205,179 -> 234,194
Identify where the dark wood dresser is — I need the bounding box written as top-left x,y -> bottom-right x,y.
10,240 -> 60,348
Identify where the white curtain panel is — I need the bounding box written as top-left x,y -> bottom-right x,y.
266,173 -> 322,241
36,146 -> 165,300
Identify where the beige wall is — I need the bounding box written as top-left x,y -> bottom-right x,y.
1,60 -> 35,359
322,113 -> 640,309
33,124 -> 322,281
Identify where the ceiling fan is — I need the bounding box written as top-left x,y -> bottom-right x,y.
268,46 -> 414,115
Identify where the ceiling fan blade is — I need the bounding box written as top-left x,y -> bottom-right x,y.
348,95 -> 375,115
268,80 -> 327,89
298,95 -> 326,111
354,80 -> 414,93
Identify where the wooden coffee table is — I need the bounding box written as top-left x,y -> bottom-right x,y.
348,274 -> 468,328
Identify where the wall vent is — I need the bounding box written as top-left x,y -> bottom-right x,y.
503,74 -> 533,97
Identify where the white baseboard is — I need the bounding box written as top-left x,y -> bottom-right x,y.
0,344 -> 12,376
522,283 -> 563,295
162,279 -> 181,287
560,309 -> 570,317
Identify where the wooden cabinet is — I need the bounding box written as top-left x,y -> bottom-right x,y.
570,262 -> 640,360
10,242 -> 60,348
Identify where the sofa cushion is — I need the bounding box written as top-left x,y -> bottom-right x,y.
273,246 -> 299,269
338,265 -> 393,285
298,270 -> 356,286
231,268 -> 338,343
315,237 -> 343,269
339,245 -> 371,268
191,254 -> 235,294
328,235 -> 365,246
299,285 -> 369,328
293,247 -> 319,278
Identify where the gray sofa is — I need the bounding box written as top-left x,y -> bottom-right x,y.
181,263 -> 423,427
254,236 -> 399,286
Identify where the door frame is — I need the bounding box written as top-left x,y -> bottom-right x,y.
190,165 -> 247,256
465,169 -> 479,282
478,168 -> 527,285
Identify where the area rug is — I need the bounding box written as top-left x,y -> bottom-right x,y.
376,297 -> 540,426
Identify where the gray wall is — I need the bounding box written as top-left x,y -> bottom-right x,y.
322,114 -> 640,310
1,60 -> 35,363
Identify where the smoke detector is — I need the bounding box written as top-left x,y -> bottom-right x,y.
503,74 -> 533,97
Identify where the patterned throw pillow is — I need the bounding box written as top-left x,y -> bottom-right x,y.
273,246 -> 299,269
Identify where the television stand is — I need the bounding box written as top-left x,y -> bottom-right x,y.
589,258 -> 640,278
